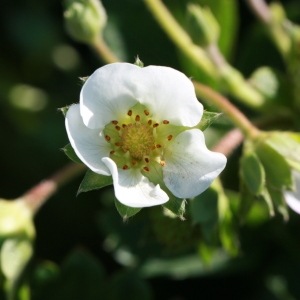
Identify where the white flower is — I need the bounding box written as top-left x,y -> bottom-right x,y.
65,63 -> 226,207
284,171 -> 300,214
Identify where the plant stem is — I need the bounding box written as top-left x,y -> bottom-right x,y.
143,0 -> 216,79
91,36 -> 120,64
22,163 -> 86,214
193,81 -> 260,139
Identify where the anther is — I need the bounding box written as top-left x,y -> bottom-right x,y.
115,142 -> 120,147
135,115 -> 140,122
148,120 -> 152,125
160,160 -> 166,166
143,167 -> 150,172
167,135 -> 173,141
153,123 -> 159,128
105,135 -> 111,141
127,110 -> 132,116
122,124 -> 127,128
132,160 -> 137,166
163,120 -> 170,124
144,157 -> 149,163
115,126 -> 121,131
110,150 -> 115,155
151,145 -> 156,150
111,120 -> 118,125
144,110 -> 150,116
156,144 -> 162,148
123,165 -> 129,170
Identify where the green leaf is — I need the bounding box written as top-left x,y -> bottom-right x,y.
240,152 -> 265,195
256,142 -> 293,190
78,169 -> 113,194
115,199 -> 141,220
196,111 -> 222,131
62,143 -> 82,164
268,186 -> 289,221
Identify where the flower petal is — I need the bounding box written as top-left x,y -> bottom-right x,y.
102,157 -> 169,207
135,65 -> 203,127
80,63 -> 140,129
284,171 -> 300,214
163,129 -> 227,198
65,104 -> 111,175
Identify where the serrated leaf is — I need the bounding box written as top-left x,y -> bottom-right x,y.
256,142 -> 293,190
62,143 -> 82,164
196,111 -> 221,131
78,169 -> 113,194
240,152 -> 265,195
114,199 -> 141,220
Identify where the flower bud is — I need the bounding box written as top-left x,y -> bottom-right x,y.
0,199 -> 35,240
186,4 -> 219,47
64,0 -> 107,44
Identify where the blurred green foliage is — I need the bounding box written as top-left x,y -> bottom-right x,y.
1,0 -> 300,299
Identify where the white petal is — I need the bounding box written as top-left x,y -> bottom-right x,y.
135,65 -> 203,127
102,157 -> 169,207
65,104 -> 111,175
163,129 -> 227,198
80,63 -> 140,129
284,171 -> 300,214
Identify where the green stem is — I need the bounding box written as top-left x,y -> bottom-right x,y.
91,36 -> 120,64
193,81 -> 260,139
143,0 -> 216,79
22,163 -> 86,214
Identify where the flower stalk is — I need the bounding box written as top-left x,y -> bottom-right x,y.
91,36 -> 120,64
193,81 -> 261,139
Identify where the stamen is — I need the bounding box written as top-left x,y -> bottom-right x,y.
115,142 -> 120,147
135,115 -> 140,122
167,135 -> 173,141
143,167 -> 150,172
123,165 -> 129,170
144,157 -> 149,163
111,120 -> 118,125
156,144 -> 162,148
132,160 -> 137,166
115,126 -> 121,131
153,123 -> 159,128
110,150 -> 115,155
105,135 -> 111,141
148,120 -> 152,125
122,124 -> 127,128
160,160 -> 166,166
127,110 -> 132,116
163,120 -> 169,124
151,145 -> 156,150
144,110 -> 150,116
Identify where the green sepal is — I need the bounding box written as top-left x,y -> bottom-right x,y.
59,105 -> 71,117
195,111 -> 221,132
267,186 -> 289,221
260,187 -> 275,217
114,199 -> 141,220
240,151 -> 265,195
256,141 -> 293,190
62,143 -> 82,164
238,182 -> 257,224
134,56 -> 144,68
142,162 -> 186,218
77,169 -> 113,195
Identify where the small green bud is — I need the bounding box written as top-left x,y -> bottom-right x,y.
186,4 -> 219,47
0,199 -> 35,240
64,0 -> 107,44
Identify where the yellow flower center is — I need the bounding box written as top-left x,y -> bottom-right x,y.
121,123 -> 155,160
103,103 -> 185,172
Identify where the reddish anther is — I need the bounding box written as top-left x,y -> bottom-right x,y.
110,150 -> 115,155
143,167 -> 150,172
111,120 -> 118,125
160,160 -> 166,166
115,126 -> 121,131
122,124 -> 127,128
163,120 -> 170,124
153,123 -> 159,128
167,135 -> 173,141
105,135 -> 111,141
135,115 -> 140,122
156,144 -> 162,148
127,110 -> 132,116
115,142 -> 120,146
123,165 -> 129,170
144,110 -> 150,116
148,120 -> 152,125
145,157 -> 149,163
